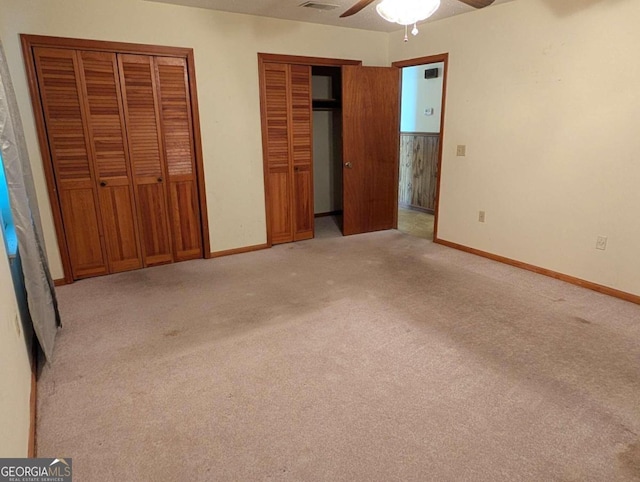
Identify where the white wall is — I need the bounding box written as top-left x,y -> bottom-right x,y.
390,0 -> 640,296
0,0 -> 389,279
1,0 -> 636,459
313,110 -> 342,214
2,0 -> 638,297
0,229 -> 32,457
400,62 -> 444,133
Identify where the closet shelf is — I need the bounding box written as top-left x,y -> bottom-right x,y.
312,99 -> 341,109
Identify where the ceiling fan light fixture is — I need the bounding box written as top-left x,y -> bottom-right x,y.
376,0 -> 441,26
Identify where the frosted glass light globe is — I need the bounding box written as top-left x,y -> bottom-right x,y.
376,0 -> 441,26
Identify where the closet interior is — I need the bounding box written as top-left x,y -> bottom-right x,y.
260,59 -> 352,245
311,66 -> 343,230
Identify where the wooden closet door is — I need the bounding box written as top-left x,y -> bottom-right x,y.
154,57 -> 203,261
78,51 -> 142,273
290,65 -> 314,241
118,54 -> 173,266
33,47 -> 109,279
262,62 -> 293,244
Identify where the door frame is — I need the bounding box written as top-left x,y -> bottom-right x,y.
21,34 -> 211,284
392,53 -> 449,240
257,53 -> 362,247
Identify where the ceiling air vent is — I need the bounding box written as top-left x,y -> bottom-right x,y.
299,1 -> 340,11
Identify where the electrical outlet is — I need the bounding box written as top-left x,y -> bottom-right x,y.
478,210 -> 486,223
596,236 -> 608,251
456,145 -> 466,157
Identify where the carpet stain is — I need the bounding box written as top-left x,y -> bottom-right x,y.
619,441 -> 640,479
164,330 -> 182,337
574,317 -> 592,325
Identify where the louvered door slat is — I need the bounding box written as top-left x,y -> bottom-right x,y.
265,68 -> 290,169
155,56 -> 202,261
289,65 -> 314,241
262,62 -> 293,244
118,53 -> 173,266
34,47 -> 108,279
79,50 -> 142,273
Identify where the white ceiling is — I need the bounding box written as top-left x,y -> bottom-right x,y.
145,0 -> 516,33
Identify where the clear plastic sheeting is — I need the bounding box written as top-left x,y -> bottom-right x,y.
0,38 -> 60,361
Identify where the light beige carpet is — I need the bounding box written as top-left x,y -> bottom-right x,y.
39,226 -> 640,481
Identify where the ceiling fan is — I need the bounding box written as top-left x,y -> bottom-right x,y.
340,0 -> 496,41
340,0 -> 496,19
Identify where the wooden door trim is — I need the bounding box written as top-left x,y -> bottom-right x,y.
257,53 -> 362,246
185,51 -> 211,258
20,34 -> 210,283
257,56 -> 273,246
21,35 -> 193,58
258,53 -> 362,67
392,53 -> 449,240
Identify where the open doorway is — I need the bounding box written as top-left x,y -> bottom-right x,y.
393,54 -> 448,241
312,66 -> 344,239
259,54 -> 400,245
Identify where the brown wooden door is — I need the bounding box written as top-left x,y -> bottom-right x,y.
260,62 -> 314,244
154,57 -> 203,261
290,65 -> 314,241
342,66 -> 400,235
262,62 -> 294,244
78,50 -> 143,273
33,47 -> 109,279
118,54 -> 173,266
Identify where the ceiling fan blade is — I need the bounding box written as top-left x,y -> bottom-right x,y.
457,0 -> 496,8
340,0 -> 377,18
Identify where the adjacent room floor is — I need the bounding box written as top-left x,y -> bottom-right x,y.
38,229 -> 640,481
397,207 -> 434,240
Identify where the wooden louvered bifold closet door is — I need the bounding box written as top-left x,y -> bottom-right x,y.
118,54 -> 173,267
155,57 -> 203,261
33,45 -> 204,280
33,47 -> 109,279
262,62 -> 313,245
290,65 -> 313,241
263,63 -> 293,244
78,51 -> 142,273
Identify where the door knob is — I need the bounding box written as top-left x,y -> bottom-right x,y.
344,162 -> 353,169
100,181 -> 107,187
157,177 -> 163,183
